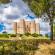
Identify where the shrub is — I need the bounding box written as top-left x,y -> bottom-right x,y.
16,39 -> 39,51
10,34 -> 16,37
32,33 -> 38,37
24,32 -> 31,36
45,34 -> 49,38
39,34 -> 43,36
19,34 -> 23,37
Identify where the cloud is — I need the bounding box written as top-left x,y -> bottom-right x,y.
0,0 -> 36,20
0,14 -> 7,22
2,22 -> 15,33
3,6 -> 21,15
0,9 -> 3,14
3,5 -> 22,19
11,0 -> 36,16
6,14 -> 19,19
3,6 -> 12,15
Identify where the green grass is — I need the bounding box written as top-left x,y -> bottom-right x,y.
0,34 -> 9,38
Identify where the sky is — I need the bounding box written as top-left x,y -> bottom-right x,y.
0,0 -> 51,35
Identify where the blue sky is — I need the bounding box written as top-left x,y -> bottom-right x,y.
0,0 -> 50,34
0,22 -> 5,32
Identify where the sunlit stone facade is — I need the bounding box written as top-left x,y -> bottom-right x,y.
13,19 -> 40,34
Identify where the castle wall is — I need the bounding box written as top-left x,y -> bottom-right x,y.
25,21 -> 31,33
12,22 -> 17,34
36,23 -> 40,34
12,19 -> 40,34
17,19 -> 25,34
30,21 -> 36,34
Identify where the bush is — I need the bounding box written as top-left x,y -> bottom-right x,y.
19,34 -> 23,37
39,34 -> 43,36
32,33 -> 38,37
0,39 -> 52,55
16,39 -> 39,51
24,33 -> 31,36
45,34 -> 49,38
0,40 -> 39,55
10,34 -> 16,37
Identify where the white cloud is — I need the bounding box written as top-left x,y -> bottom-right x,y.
3,6 -> 12,15
3,5 -> 22,16
3,22 -> 15,33
0,14 -> 6,22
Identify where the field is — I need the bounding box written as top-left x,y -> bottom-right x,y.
0,39 -> 55,55
0,33 -> 54,55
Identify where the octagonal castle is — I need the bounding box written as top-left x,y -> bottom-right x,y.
12,18 -> 40,34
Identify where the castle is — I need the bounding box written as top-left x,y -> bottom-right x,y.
12,19 -> 40,34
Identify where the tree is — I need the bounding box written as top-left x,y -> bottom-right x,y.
23,0 -> 55,40
0,0 -> 11,4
